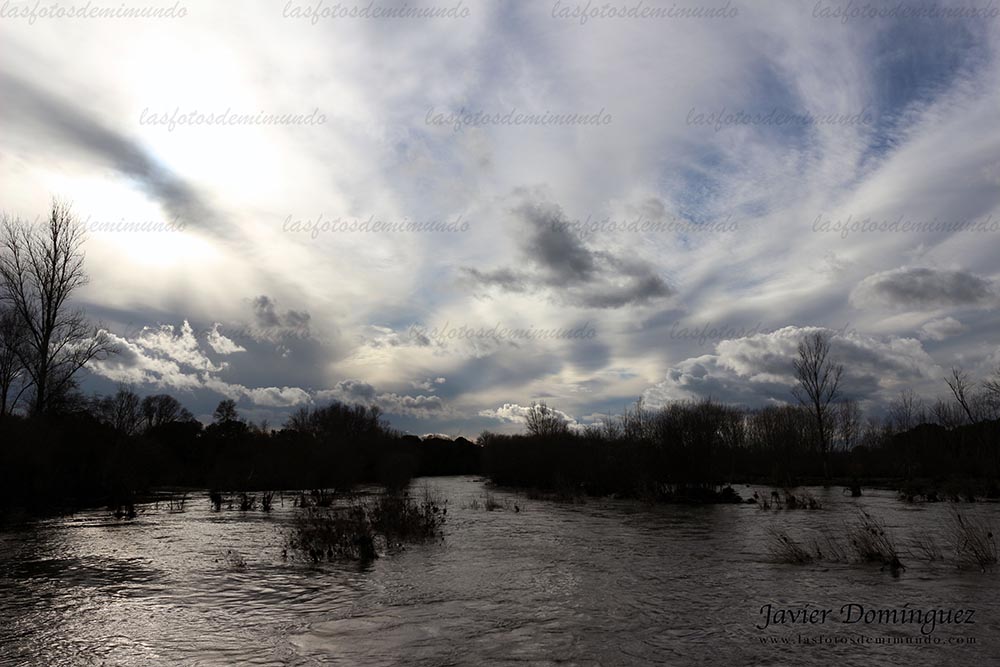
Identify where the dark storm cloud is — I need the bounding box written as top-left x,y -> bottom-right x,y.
851,267 -> 995,310
285,309 -> 311,330
574,275 -> 672,309
513,199 -> 597,283
462,193 -> 673,309
459,267 -> 529,292
249,295 -> 311,337
253,295 -> 283,328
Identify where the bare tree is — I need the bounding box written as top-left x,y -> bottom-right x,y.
792,331 -> 844,476
983,367 -> 1000,418
860,415 -> 889,450
0,305 -> 30,416
141,393 -> 194,431
93,384 -> 144,436
525,402 -> 570,438
213,398 -> 240,424
945,368 -> 980,425
0,202 -> 115,416
888,389 -> 925,433
619,396 -> 650,442
837,398 -> 862,451
931,397 -> 965,430
984,367 -> 1000,400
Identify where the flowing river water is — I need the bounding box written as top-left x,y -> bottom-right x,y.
1,477 -> 998,665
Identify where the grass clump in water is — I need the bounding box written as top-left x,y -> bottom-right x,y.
848,510 -> 904,573
286,488 -> 446,564
766,527 -> 814,564
952,509 -> 997,571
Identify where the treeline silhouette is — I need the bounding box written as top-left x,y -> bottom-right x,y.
479,398 -> 1000,502
0,392 -> 483,513
3,381 -> 997,514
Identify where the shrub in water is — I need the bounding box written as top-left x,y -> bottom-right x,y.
849,510 -> 903,572
286,489 -> 445,564
766,527 -> 813,564
951,509 -> 997,571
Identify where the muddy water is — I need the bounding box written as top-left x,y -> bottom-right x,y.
1,478 -> 998,665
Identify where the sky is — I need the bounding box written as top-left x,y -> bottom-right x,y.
1,0 -> 998,435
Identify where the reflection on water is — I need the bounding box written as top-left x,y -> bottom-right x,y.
1,478 -> 998,665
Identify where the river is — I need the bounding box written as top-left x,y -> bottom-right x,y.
1,477 -> 998,665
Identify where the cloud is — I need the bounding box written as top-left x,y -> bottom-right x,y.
851,267 -> 995,311
133,320 -> 225,373
206,324 -> 247,355
0,70 -> 218,231
89,330 -> 204,392
461,192 -> 673,309
363,324 -> 433,349
643,326 -> 942,409
919,316 -> 966,342
326,379 -> 377,402
6,6 -> 999,433
201,375 -> 312,408
315,379 -> 447,419
240,385 -> 312,408
248,295 -> 311,339
410,377 -> 447,391
478,402 -> 579,430
91,322 -> 447,416
90,320 -> 310,408
460,267 -> 529,293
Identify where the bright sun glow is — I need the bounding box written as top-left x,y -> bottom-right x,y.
48,172 -> 220,268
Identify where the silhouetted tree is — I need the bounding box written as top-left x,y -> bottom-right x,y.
89,385 -> 142,436
888,389 -> 925,433
213,398 -> 240,424
983,367 -> 1000,421
837,399 -> 862,451
984,367 -> 1000,403
792,331 -> 843,478
141,393 -> 194,430
117,387 -> 142,435
0,201 -> 115,415
945,368 -> 980,425
931,397 -> 965,430
619,397 -> 650,442
0,305 -> 29,416
525,402 -> 571,437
